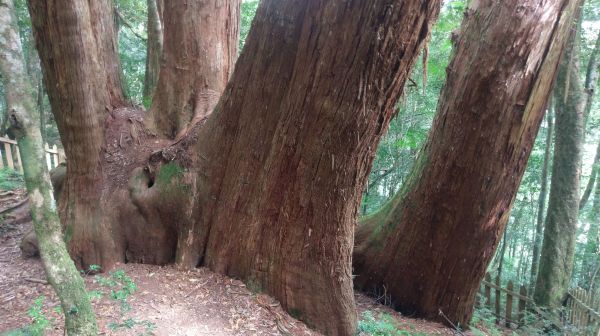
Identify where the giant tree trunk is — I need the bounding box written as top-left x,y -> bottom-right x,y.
0,0 -> 97,334
534,12 -> 585,308
148,0 -> 239,138
29,0 -> 443,334
353,0 -> 577,327
185,2 -> 441,333
142,0 -> 163,105
530,108 -> 554,291
29,0 -> 125,268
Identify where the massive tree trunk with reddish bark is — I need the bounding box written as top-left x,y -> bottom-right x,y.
28,0 -> 442,334
29,0 -> 124,269
353,0 -> 577,327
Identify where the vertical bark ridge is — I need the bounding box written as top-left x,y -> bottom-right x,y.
88,0 -> 126,106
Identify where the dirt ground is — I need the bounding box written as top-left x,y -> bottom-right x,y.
0,190 -> 462,336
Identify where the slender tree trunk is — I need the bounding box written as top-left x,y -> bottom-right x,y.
579,30 -> 600,208
583,30 -> 600,128
583,162 -> 600,287
0,0 -> 97,334
353,0 -> 577,327
534,10 -> 585,308
142,0 -> 162,106
581,139 -> 600,209
37,76 -> 44,140
148,0 -> 240,139
498,230 -> 509,281
530,108 -> 554,291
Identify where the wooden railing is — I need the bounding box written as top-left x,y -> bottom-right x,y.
478,273 -> 600,335
478,273 -> 532,328
567,287 -> 600,335
0,136 -> 64,172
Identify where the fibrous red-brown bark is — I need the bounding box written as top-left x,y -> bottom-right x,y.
148,0 -> 239,138
29,0 -> 122,268
88,0 -> 126,106
185,2 -> 441,333
30,0 -> 445,333
353,0 -> 577,327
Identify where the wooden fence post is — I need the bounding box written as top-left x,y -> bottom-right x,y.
4,142 -> 14,169
518,285 -> 527,325
506,280 -> 514,328
495,275 -> 501,324
52,144 -> 58,168
44,143 -> 51,170
15,146 -> 23,174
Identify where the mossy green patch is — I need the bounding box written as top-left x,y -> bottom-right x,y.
156,162 -> 184,187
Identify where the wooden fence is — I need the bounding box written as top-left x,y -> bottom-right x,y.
0,136 -> 63,172
478,273 -> 532,328
478,273 -> 600,335
567,287 -> 600,335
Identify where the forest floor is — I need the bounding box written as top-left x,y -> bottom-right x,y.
1,189 -> 468,336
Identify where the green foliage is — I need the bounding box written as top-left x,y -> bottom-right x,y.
0,167 -> 24,190
470,307 -> 503,336
240,0 -> 259,51
26,296 -> 51,335
108,318 -> 156,336
93,268 -> 155,335
95,269 -> 137,312
357,311 -> 427,336
116,0 -> 148,104
1,296 -> 53,336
